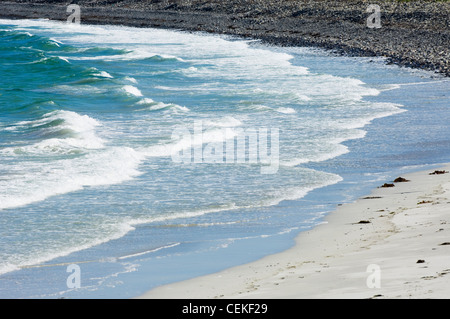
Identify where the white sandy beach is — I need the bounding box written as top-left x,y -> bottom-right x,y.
141,164 -> 450,299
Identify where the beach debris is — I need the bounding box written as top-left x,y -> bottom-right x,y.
394,177 -> 410,183
439,242 -> 450,246
363,196 -> 382,199
380,183 -> 395,188
416,259 -> 426,264
429,170 -> 449,175
356,220 -> 371,224
418,200 -> 433,205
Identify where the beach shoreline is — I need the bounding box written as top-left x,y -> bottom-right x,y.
140,164 -> 450,299
0,0 -> 449,77
1,1 -> 449,299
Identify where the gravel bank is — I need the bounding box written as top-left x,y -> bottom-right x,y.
0,0 -> 449,76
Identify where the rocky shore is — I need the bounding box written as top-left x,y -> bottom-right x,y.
0,0 -> 449,76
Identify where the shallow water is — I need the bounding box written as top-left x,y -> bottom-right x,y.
0,19 -> 448,298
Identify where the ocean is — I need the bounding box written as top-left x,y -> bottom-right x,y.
0,19 -> 449,299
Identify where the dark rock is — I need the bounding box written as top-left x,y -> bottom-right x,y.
429,170 -> 449,175
394,177 -> 410,183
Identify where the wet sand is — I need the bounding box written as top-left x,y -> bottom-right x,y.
141,165 -> 450,299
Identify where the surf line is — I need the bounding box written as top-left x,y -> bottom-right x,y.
393,79 -> 450,86
17,243 -> 180,270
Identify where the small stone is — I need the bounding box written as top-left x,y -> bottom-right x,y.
429,170 -> 448,175
394,177 -> 410,183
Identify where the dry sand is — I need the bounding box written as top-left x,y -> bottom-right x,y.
140,164 -> 450,299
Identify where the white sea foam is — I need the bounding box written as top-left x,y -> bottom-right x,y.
275,107 -> 296,114
153,85 -> 189,91
293,93 -> 311,101
117,243 -> 181,260
25,56 -> 70,65
143,126 -> 237,158
136,98 -> 155,105
44,84 -> 107,95
203,116 -> 243,128
122,85 -> 143,97
0,19 -> 414,284
63,50 -> 184,62
129,203 -> 241,227
0,221 -> 137,275
245,104 -> 272,112
0,111 -> 144,211
0,146 -> 144,211
124,76 -> 138,83
1,110 -> 105,155
94,71 -> 114,78
280,145 -> 350,167
58,56 -> 70,63
49,37 -> 62,45
180,66 -> 199,75
135,98 -> 190,112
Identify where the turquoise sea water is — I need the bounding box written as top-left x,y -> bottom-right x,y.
0,19 -> 449,298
